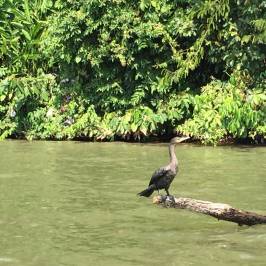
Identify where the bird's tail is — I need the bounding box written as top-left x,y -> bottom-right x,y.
138,185 -> 156,197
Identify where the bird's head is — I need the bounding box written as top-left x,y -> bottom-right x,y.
170,136 -> 190,144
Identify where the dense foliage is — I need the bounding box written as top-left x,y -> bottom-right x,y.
0,0 -> 265,143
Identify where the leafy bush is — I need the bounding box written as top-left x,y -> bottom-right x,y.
0,0 -> 265,144
178,72 -> 266,144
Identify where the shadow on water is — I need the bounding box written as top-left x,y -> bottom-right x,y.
0,140 -> 265,266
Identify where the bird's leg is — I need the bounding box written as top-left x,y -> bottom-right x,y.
157,189 -> 160,195
165,188 -> 175,203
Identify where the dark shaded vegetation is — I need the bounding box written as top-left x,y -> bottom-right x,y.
0,0 -> 265,144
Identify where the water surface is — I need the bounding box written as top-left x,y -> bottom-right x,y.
0,141 -> 265,266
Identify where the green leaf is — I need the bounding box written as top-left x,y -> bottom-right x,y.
41,91 -> 49,102
23,0 -> 31,21
22,29 -> 31,41
75,56 -> 81,63
131,123 -> 138,132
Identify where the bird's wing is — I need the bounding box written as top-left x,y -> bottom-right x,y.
149,166 -> 170,186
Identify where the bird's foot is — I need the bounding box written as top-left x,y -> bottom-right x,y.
166,195 -> 175,202
164,195 -> 175,207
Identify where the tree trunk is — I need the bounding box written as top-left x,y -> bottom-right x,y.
153,195 -> 266,226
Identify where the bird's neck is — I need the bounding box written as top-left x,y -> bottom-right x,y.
169,143 -> 177,167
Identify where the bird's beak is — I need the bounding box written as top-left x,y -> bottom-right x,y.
179,136 -> 190,142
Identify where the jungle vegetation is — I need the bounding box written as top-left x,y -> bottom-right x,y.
0,0 -> 265,144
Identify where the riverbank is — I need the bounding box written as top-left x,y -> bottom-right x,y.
5,134 -> 265,146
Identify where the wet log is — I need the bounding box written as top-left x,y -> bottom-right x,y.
153,195 -> 266,226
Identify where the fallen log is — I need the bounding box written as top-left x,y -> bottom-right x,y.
153,195 -> 266,226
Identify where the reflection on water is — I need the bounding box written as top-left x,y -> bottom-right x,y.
0,140 -> 265,266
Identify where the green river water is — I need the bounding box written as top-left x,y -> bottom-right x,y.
0,140 -> 265,266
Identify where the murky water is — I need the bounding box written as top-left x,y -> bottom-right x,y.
0,140 -> 265,266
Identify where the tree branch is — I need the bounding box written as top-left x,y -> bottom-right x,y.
153,195 -> 266,226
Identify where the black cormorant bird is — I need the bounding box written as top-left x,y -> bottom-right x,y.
138,136 -> 189,197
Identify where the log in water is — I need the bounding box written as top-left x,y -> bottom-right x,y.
153,195 -> 266,226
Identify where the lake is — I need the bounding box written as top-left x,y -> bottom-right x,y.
0,140 -> 265,266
